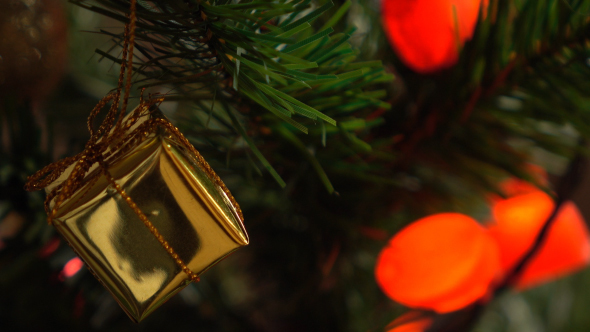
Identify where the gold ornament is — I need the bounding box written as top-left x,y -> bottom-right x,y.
25,0 -> 248,322
26,95 -> 249,322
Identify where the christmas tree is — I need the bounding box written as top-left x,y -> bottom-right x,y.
2,0 -> 590,331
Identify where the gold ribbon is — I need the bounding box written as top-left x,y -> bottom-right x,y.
24,0 -> 243,283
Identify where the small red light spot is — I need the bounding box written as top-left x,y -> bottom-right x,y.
63,257 -> 84,278
39,238 -> 61,258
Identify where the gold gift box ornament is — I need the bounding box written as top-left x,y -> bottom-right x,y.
25,94 -> 249,322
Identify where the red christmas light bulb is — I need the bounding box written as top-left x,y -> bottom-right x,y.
375,213 -> 500,313
487,164 -> 550,207
381,0 -> 486,73
488,191 -> 590,289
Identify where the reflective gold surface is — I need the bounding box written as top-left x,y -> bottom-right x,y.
51,123 -> 248,322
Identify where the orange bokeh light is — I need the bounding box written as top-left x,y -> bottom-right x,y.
386,311 -> 433,332
381,0 -> 486,73
498,164 -> 549,198
488,191 -> 590,289
488,164 -> 550,207
375,213 -> 500,313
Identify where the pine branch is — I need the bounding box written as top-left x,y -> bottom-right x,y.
70,0 -> 391,188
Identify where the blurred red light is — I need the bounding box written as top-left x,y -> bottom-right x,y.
63,257 -> 84,278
